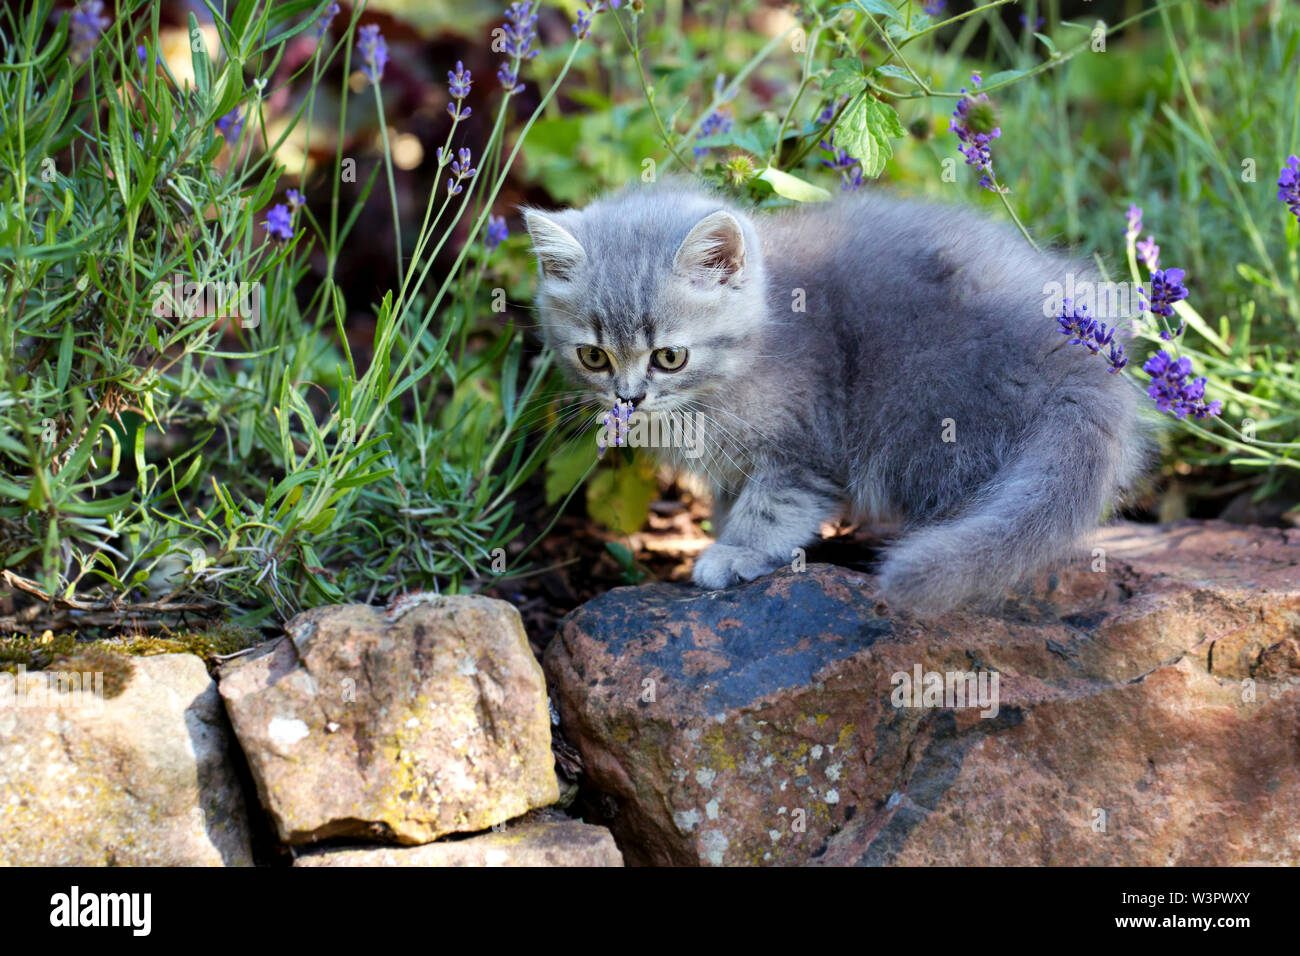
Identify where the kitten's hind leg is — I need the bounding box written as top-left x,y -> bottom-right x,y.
875,408 -> 1140,617
692,466 -> 840,589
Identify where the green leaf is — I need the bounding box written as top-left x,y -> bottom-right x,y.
873,64 -> 925,88
189,13 -> 211,101
586,457 -> 658,536
825,58 -> 868,96
758,167 -> 831,203
56,323 -> 73,390
835,96 -> 906,178
853,0 -> 904,23
545,435 -> 596,506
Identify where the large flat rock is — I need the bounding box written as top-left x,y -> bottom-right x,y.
544,521 -> 1300,865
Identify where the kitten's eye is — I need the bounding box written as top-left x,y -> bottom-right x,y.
651,347 -> 689,372
576,346 -> 610,371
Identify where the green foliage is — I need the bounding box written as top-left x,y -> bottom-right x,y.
0,0 -> 589,628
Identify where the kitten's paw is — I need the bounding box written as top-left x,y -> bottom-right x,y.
691,544 -> 782,589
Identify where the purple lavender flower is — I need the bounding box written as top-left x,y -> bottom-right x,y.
923,1 -> 946,16
1056,299 -> 1127,373
499,2 -> 539,95
313,2 -> 341,40
447,61 -> 473,120
1278,154 -> 1300,222
693,107 -> 734,158
1125,204 -> 1143,242
357,24 -> 389,86
574,0 -> 622,38
950,72 -> 1002,192
596,400 -> 633,457
263,204 -> 294,241
1139,266 -> 1189,337
821,147 -> 865,190
216,108 -> 245,143
1136,235 -> 1160,271
71,1 -> 110,61
286,189 -> 304,207
1019,14 -> 1046,31
1142,350 -> 1221,420
485,214 -> 509,250
693,75 -> 737,159
442,147 -> 477,195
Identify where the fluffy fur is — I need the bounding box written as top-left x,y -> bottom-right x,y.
525,180 -> 1155,616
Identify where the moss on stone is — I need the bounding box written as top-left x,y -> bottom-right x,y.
51,645 -> 136,698
0,621 -> 259,677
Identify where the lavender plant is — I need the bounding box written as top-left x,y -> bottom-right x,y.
0,0 -> 597,631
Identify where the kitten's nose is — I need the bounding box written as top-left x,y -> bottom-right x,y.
616,391 -> 646,408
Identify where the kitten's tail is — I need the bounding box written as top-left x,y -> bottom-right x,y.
875,411 -> 1149,617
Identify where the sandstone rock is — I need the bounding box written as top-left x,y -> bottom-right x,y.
0,653 -> 253,866
544,520 -> 1300,866
219,596 -> 559,845
294,817 -> 622,866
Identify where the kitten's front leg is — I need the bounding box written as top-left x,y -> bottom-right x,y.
692,468 -> 839,589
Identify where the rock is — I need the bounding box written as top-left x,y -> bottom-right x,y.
219,596 -> 559,845
544,520 -> 1300,866
0,653 -> 253,866
294,817 -> 622,867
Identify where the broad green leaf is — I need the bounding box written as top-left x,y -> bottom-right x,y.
586,457 -> 658,537
835,96 -> 906,178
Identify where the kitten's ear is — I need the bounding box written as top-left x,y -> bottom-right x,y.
523,209 -> 586,281
674,210 -> 746,286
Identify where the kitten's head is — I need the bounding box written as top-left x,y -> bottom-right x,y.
523,184 -> 766,413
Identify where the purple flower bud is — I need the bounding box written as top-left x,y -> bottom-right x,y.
694,105 -> 734,158
71,1 -> 110,62
314,2 -> 341,40
1277,154 -> 1300,222
1142,349 -> 1219,419
1057,298 -> 1127,373
216,108 -> 245,144
1125,204 -> 1143,242
448,60 -> 472,99
1139,267 -> 1188,326
950,81 -> 1002,183
500,2 -> 540,94
264,203 -> 294,241
357,24 -> 389,86
485,214 -> 509,250
1137,235 -> 1160,271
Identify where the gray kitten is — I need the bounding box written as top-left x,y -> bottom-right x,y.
524,180 -> 1154,616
